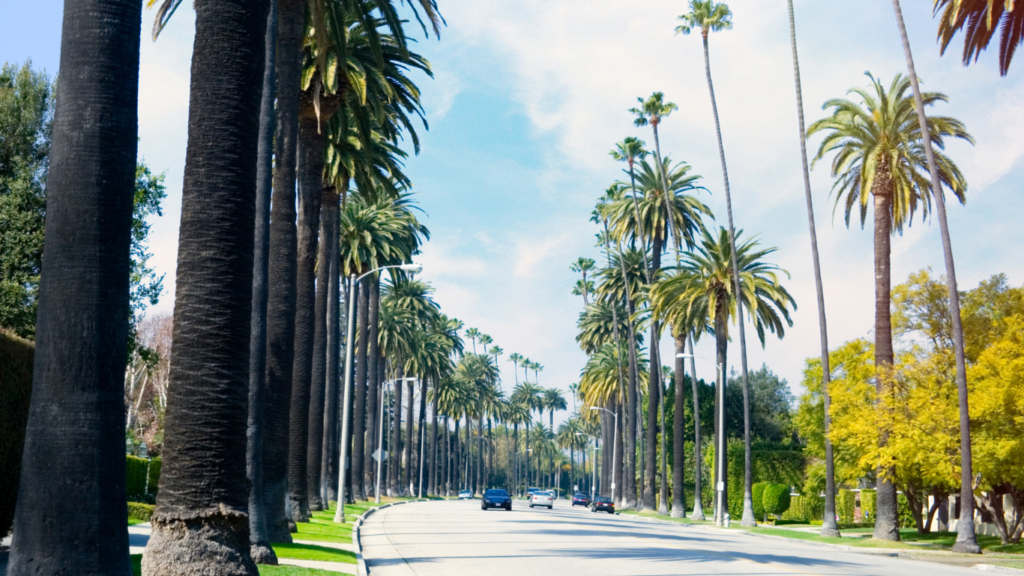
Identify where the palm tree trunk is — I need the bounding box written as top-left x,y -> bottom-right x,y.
614,402 -> 624,505
687,335 -> 705,520
322,203 -> 341,504
142,1 -> 267,573
363,278 -> 381,496
714,307 -> 729,523
615,249 -> 640,510
430,391 -> 439,495
288,100 -> 325,521
417,377 -> 428,495
701,31 -> 755,528
659,342 -> 669,516
390,365 -> 403,496
872,179 -> 901,542
263,0 -> 305,543
8,1 -> 140,573
672,334 -> 687,518
889,0 -> 979,552
350,277 -> 370,502
785,0 -> 839,538
401,379 -> 414,495
247,0 -> 278,562
487,418 -> 493,489
307,188 -> 334,512
644,337 -> 659,511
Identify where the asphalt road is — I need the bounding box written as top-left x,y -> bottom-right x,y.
360,498 -> 988,576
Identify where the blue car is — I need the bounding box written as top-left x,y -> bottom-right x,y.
482,489 -> 512,511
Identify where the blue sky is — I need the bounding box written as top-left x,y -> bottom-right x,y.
3,1 -> 1023,426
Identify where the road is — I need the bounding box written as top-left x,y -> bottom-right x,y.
359,498 -> 989,576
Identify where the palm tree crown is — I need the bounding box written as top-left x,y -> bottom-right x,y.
676,0 -> 733,38
936,0 -> 1024,76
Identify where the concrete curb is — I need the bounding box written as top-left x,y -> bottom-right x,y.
353,499 -> 429,576
975,564 -> 1024,573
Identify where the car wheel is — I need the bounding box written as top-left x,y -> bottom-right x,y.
549,505 -> 553,510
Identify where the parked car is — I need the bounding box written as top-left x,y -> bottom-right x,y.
571,492 -> 590,507
482,489 -> 512,511
458,489 -> 473,500
591,495 -> 615,514
529,490 -> 554,509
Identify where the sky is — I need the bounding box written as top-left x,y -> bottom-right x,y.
3,0 -> 1023,429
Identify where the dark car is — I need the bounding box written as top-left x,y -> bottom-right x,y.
482,489 -> 512,511
591,495 -> 615,514
571,492 -> 590,507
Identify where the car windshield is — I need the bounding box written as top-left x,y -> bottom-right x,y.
484,490 -> 508,497
596,496 -> 612,503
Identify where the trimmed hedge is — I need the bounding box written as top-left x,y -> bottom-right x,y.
897,493 -> 915,528
860,489 -> 876,521
147,456 -> 161,496
126,455 -> 149,497
127,502 -> 154,523
763,483 -> 791,517
781,494 -> 823,522
0,329 -> 34,537
752,482 -> 768,519
837,490 -> 856,524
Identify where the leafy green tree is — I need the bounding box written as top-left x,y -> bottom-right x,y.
808,72 -> 972,541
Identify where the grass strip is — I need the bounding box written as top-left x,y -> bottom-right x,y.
132,554 -> 349,576
272,543 -> 356,564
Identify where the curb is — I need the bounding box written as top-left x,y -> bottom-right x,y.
353,499 -> 429,576
975,565 -> 1024,574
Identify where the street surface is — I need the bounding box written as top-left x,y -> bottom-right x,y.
360,498 -> 987,576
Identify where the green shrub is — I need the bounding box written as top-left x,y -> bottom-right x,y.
781,494 -> 824,522
127,502 -> 154,523
147,456 -> 161,495
126,455 -> 149,497
860,489 -> 876,521
837,490 -> 856,524
762,483 -> 791,518
752,482 -> 768,519
897,493 -> 915,529
0,330 -> 34,537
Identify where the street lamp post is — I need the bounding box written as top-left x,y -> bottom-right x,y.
590,407 -> 618,504
375,377 -> 416,503
334,263 -> 422,523
679,353 -> 725,526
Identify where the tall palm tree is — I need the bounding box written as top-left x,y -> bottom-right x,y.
808,73 -> 971,541
784,0 -> 839,538
8,1 -> 142,573
466,327 -> 481,354
140,0 -> 268,573
543,388 -> 567,432
891,0 -> 982,552
936,0 -> 1024,76
513,382 -> 542,488
649,227 -> 795,525
677,0 -> 759,526
509,353 -> 523,385
571,257 -> 597,306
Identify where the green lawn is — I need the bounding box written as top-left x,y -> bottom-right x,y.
128,517 -> 147,526
617,510 -> 710,525
131,554 -> 346,576
734,525 -> 1024,555
271,543 -> 356,564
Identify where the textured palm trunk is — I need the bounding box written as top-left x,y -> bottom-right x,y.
430,392 -> 439,494
351,277 -> 370,501
714,306 -> 729,521
615,265 -> 640,509
389,367 -> 403,495
288,100 -> 325,521
403,379 -> 415,494
307,187 -> 337,511
8,1 -> 140,574
322,209 -> 341,505
476,413 -> 484,494
418,380 -> 429,494
700,30 -> 755,528
872,178 -> 900,542
671,335 -> 687,518
363,278 -> 381,496
453,419 -> 462,491
644,335 -> 659,511
142,1 -> 266,573
890,0 -> 980,552
263,0 -> 304,543
614,402 -> 624,504
785,0 -> 839,538
687,336 -> 705,520
247,0 -> 278,562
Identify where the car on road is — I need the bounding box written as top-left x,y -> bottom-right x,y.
526,487 -> 542,497
458,489 -> 473,500
590,495 -> 614,514
481,489 -> 512,511
571,492 -> 590,507
529,490 -> 554,509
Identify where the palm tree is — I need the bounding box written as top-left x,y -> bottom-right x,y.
808,73 -> 971,541
571,257 -> 597,306
677,0 -> 761,526
509,353 -> 523,385
936,0 -> 1024,76
543,389 -> 567,432
139,0 -> 268,573
466,327 -> 481,354
513,382 -> 542,488
504,399 -> 531,495
784,0 -> 839,538
8,0 -> 142,573
629,94 -> 681,257
649,227 -> 795,525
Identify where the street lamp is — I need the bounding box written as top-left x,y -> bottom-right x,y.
678,353 -> 725,526
375,377 -> 417,503
335,262 -> 422,523
590,407 -> 618,503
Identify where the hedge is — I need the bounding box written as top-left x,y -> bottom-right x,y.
837,490 -> 856,524
724,440 -> 805,520
781,494 -> 823,522
0,329 -> 34,537
763,483 -> 791,517
860,489 -> 876,521
752,482 -> 768,519
897,493 -> 915,528
147,456 -> 161,496
128,502 -> 155,523
126,455 -> 149,497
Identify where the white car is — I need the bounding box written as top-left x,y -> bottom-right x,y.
458,489 -> 473,499
529,490 -> 554,509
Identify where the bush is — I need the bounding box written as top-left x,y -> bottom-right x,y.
147,456 -> 161,496
127,502 -> 154,523
837,490 -> 856,524
762,483 -> 791,518
781,494 -> 824,522
0,330 -> 34,537
752,482 -> 768,519
126,455 -> 149,497
897,493 -> 915,529
860,489 -> 876,521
